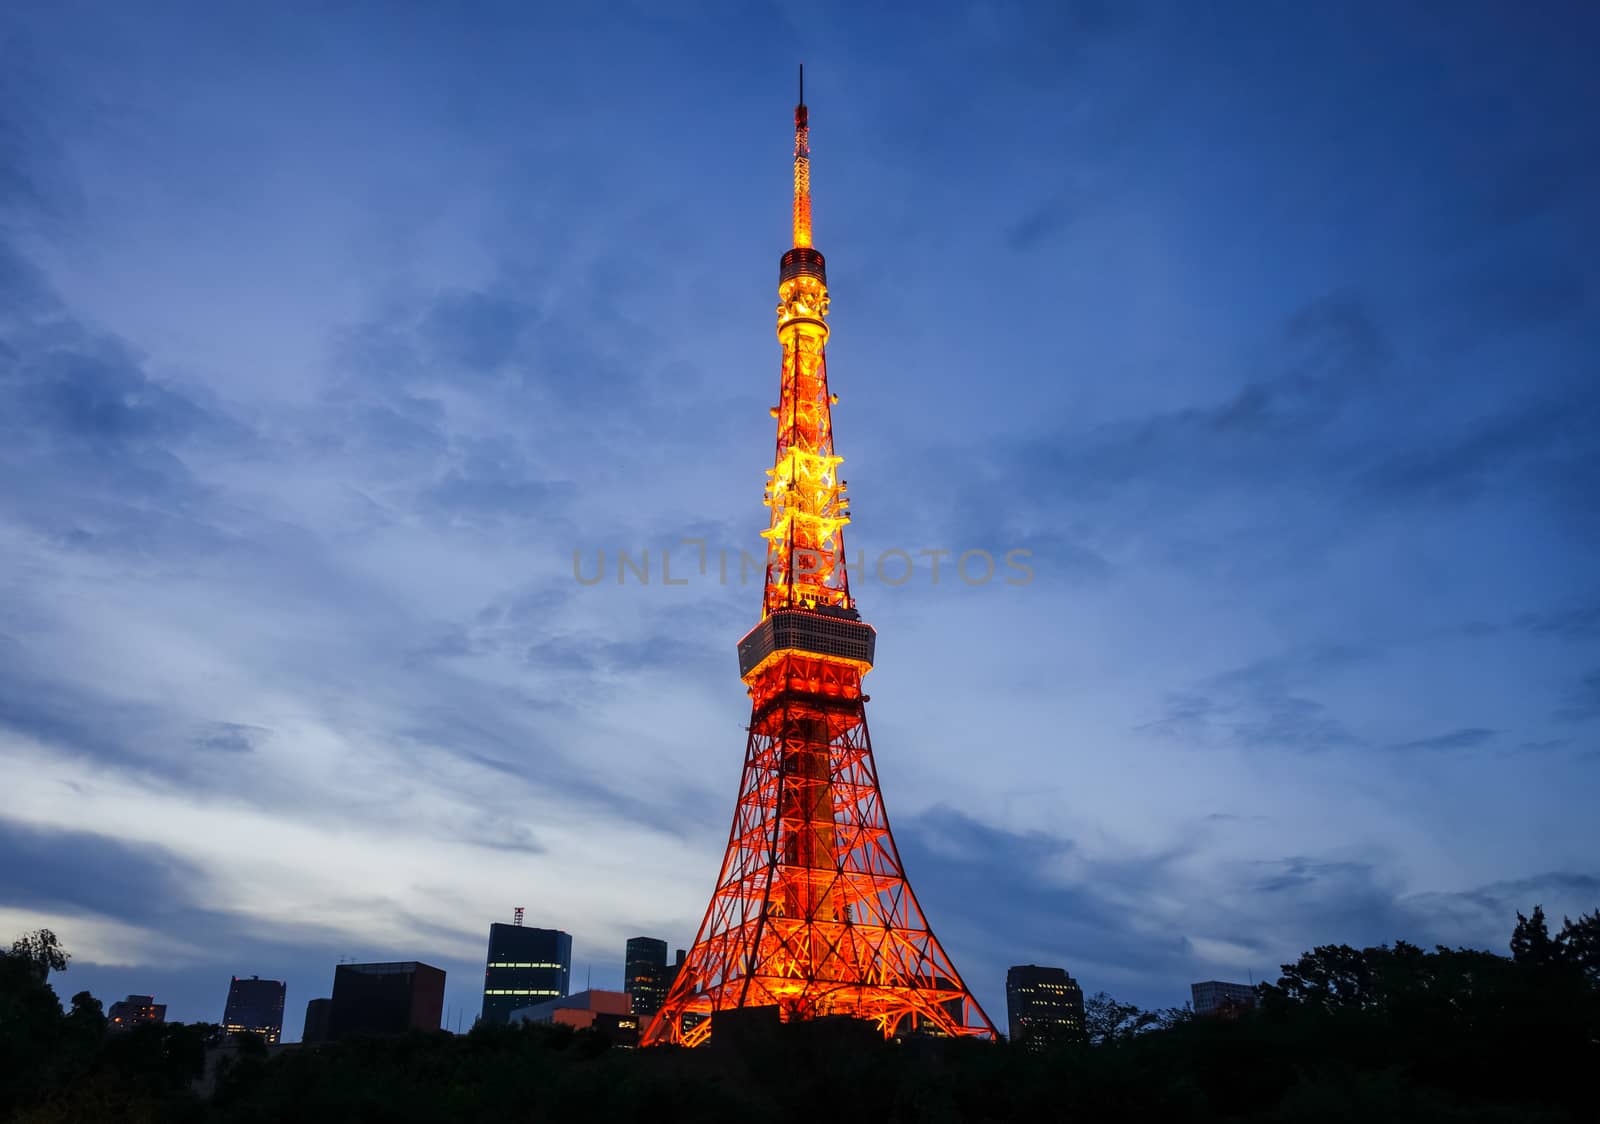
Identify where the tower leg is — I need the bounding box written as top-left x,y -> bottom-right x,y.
641,659 -> 994,1046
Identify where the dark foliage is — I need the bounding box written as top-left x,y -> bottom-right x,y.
0,952 -> 210,1122
3,909 -> 1596,1122
7,931 -> 68,982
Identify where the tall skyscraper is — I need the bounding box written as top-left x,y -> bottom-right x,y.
640,69 -> 994,1049
221,975 -> 287,1044
107,994 -> 166,1031
624,937 -> 671,1017
480,919 -> 571,1027
1191,980 -> 1258,1016
327,962 -> 445,1039
1006,965 -> 1087,1050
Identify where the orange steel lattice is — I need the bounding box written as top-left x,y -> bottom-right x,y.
640,72 -> 996,1048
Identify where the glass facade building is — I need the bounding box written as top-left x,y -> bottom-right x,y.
1191,979 -> 1258,1016
1005,964 -> 1086,1050
480,923 -> 571,1027
221,975 -> 287,1044
624,936 -> 671,1017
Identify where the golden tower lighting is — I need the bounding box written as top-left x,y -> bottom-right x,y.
641,69 -> 996,1047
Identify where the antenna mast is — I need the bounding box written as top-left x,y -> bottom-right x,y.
792,62 -> 812,249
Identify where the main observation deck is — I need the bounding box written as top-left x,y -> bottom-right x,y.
737,605 -> 875,680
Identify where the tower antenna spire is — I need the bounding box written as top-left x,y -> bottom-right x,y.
792,64 -> 812,249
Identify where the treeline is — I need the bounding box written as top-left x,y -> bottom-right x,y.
1,934 -> 212,1123
2,908 -> 1597,1122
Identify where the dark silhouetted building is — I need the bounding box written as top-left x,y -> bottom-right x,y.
1006,965 -> 1086,1050
302,997 -> 332,1044
1191,979 -> 1257,1017
221,975 -> 286,1044
888,976 -> 968,1039
481,921 -> 570,1027
328,961 -> 445,1039
625,936 -> 671,1017
510,989 -> 638,1047
108,995 -> 166,1031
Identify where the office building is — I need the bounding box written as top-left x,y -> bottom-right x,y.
1005,965 -> 1086,1050
327,961 -> 445,1039
108,994 -> 167,1031
480,920 -> 571,1027
1191,980 -> 1258,1017
510,989 -> 638,1046
221,975 -> 286,1044
624,936 -> 671,1017
302,997 -> 332,1044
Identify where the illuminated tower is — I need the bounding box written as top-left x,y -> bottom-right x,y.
641,70 -> 995,1048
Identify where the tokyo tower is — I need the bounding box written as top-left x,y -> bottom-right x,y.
641,70 -> 996,1048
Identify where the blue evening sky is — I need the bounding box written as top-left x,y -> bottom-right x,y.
1,1 -> 1596,1038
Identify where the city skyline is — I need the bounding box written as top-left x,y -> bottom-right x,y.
2,2 -> 1597,1044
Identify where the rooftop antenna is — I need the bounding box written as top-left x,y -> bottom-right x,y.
792,61 -> 812,249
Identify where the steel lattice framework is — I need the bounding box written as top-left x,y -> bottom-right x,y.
640,71 -> 995,1048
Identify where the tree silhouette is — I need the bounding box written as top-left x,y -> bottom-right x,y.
68,990 -> 105,1030
1264,942 -> 1376,1010
4,909 -> 1598,1120
1558,908 -> 1600,984
1082,991 -> 1159,1043
9,929 -> 69,980
1511,905 -> 1559,966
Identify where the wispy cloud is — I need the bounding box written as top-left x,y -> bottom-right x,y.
1140,645 -> 1375,754
900,805 -> 1600,1013
1556,671 -> 1600,724
1390,727 -> 1497,752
